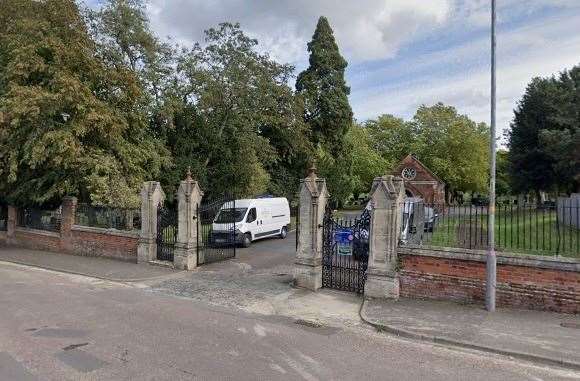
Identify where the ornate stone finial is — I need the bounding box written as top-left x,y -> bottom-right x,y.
307,163 -> 317,179
185,166 -> 192,181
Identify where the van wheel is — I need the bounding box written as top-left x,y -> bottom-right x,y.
241,233 -> 252,248
279,226 -> 288,239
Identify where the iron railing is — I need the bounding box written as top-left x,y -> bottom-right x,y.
400,202 -> 579,258
17,207 -> 62,232
75,204 -> 141,231
0,204 -> 7,231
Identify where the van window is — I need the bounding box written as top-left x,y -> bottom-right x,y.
215,208 -> 247,223
246,208 -> 257,223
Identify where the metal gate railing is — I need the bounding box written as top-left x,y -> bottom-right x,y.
322,208 -> 371,294
157,205 -> 177,262
197,194 -> 237,265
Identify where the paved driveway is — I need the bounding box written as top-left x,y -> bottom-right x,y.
209,231 -> 297,271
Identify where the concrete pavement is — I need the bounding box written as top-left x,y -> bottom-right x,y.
1,261 -> 578,380
2,233 -> 580,373
362,298 -> 580,370
0,247 -> 181,282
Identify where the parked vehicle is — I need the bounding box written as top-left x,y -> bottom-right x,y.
399,197 -> 438,244
212,198 -> 291,248
471,195 -> 489,206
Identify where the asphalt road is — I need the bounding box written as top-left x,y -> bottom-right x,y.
1,262 -> 578,380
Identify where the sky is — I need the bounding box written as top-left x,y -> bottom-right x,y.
93,0 -> 580,142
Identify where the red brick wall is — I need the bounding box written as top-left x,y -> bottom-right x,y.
70,228 -> 138,262
399,249 -> 580,314
13,229 -> 62,252
1,203 -> 140,263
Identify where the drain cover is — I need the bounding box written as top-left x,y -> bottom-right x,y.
560,322 -> 580,329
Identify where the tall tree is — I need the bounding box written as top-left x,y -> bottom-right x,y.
411,103 -> 489,197
0,0 -> 168,207
507,77 -> 560,195
172,23 -> 311,199
296,16 -> 352,154
365,114 -> 417,168
85,0 -> 175,138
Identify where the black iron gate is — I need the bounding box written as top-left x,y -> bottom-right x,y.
291,203 -> 300,251
157,205 -> 177,261
197,194 -> 237,265
322,208 -> 371,294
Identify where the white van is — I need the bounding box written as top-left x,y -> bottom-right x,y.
212,198 -> 291,247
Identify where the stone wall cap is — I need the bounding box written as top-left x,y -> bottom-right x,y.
71,225 -> 139,238
14,227 -> 61,238
398,245 -> 580,272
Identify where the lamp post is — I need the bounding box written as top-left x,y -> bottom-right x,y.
486,0 -> 497,312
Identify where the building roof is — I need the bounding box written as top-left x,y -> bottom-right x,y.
395,154 -> 445,185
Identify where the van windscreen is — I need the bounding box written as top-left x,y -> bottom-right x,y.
214,208 -> 248,223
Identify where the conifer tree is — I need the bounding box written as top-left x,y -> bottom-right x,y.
296,16 -> 353,155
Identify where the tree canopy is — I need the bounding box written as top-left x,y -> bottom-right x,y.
365,104 -> 490,199
0,2 -> 520,209
0,0 -> 168,207
507,65 -> 580,195
296,16 -> 352,155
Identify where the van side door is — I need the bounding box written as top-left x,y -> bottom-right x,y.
245,207 -> 258,239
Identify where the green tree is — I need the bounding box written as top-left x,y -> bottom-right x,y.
495,150 -> 512,197
171,23 -> 311,199
85,0 -> 175,138
507,77 -> 560,195
347,124 -> 390,197
296,16 -> 353,154
365,114 -> 417,167
411,103 -> 489,198
538,66 -> 580,193
0,0 -> 168,207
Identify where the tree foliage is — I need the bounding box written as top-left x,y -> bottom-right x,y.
508,65 -> 580,194
296,16 -> 352,154
365,104 -> 489,198
0,0 -> 168,207
165,23 -> 312,199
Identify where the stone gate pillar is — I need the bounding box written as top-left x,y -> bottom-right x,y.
294,167 -> 329,291
6,206 -> 17,245
137,181 -> 165,263
364,175 -> 404,299
60,196 -> 77,252
174,170 -> 204,270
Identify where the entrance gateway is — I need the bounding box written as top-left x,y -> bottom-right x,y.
156,204 -> 178,261
322,207 -> 371,294
197,194 -> 237,265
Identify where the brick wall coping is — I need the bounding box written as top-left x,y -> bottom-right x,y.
14,227 -> 60,238
399,245 -> 580,272
71,225 -> 139,239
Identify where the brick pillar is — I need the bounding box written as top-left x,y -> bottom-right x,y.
60,196 -> 77,251
174,171 -> 204,270
294,167 -> 329,291
364,175 -> 404,299
137,181 -> 165,263
7,206 -> 17,245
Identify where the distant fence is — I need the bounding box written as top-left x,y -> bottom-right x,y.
75,204 -> 141,231
400,202 -> 579,258
16,207 -> 62,232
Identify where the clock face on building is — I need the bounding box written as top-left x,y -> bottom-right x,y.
401,167 -> 417,180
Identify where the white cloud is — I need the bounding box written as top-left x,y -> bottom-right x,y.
352,11 -> 580,143
146,0 -> 451,64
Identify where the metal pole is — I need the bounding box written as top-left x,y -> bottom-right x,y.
486,0 -> 497,312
